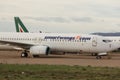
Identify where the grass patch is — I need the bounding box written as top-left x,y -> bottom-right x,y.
0,64 -> 120,80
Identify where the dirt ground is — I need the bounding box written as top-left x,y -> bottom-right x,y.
0,51 -> 120,67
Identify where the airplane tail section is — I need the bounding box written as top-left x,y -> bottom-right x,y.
14,17 -> 29,32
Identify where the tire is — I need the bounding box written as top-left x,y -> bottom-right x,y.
21,52 -> 28,58
96,56 -> 102,59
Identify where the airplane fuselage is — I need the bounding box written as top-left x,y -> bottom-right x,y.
0,32 -> 119,54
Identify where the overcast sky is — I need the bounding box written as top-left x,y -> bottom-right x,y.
0,0 -> 120,33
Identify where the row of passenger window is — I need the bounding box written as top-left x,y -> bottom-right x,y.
0,37 -> 89,42
44,39 -> 88,42
0,38 -> 36,41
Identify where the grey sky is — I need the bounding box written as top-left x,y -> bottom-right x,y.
0,0 -> 120,33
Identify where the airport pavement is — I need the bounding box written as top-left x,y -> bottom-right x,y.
0,51 -> 120,67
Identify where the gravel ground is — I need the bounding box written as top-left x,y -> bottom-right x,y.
0,51 -> 120,67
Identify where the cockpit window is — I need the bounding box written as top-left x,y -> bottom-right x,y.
103,40 -> 112,43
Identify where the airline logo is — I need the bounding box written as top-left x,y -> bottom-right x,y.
20,28 -> 23,32
18,24 -> 24,32
44,36 -> 91,41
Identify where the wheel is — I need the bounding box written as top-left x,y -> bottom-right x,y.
21,52 -> 28,58
96,56 -> 102,59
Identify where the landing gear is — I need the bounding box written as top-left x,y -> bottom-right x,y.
21,50 -> 28,58
96,55 -> 102,59
96,53 -> 111,59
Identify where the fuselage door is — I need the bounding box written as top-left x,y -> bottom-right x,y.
92,37 -> 97,47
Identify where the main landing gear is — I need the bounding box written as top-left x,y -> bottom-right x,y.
95,53 -> 111,59
21,50 -> 28,58
91,53 -> 102,59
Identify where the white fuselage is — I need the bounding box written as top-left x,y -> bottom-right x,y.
0,32 -> 119,53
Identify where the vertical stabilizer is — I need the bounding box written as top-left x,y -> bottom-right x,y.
14,17 -> 29,32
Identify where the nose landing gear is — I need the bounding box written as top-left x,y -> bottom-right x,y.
96,55 -> 102,59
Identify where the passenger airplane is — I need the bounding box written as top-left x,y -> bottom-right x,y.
0,17 -> 119,59
0,32 -> 120,59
